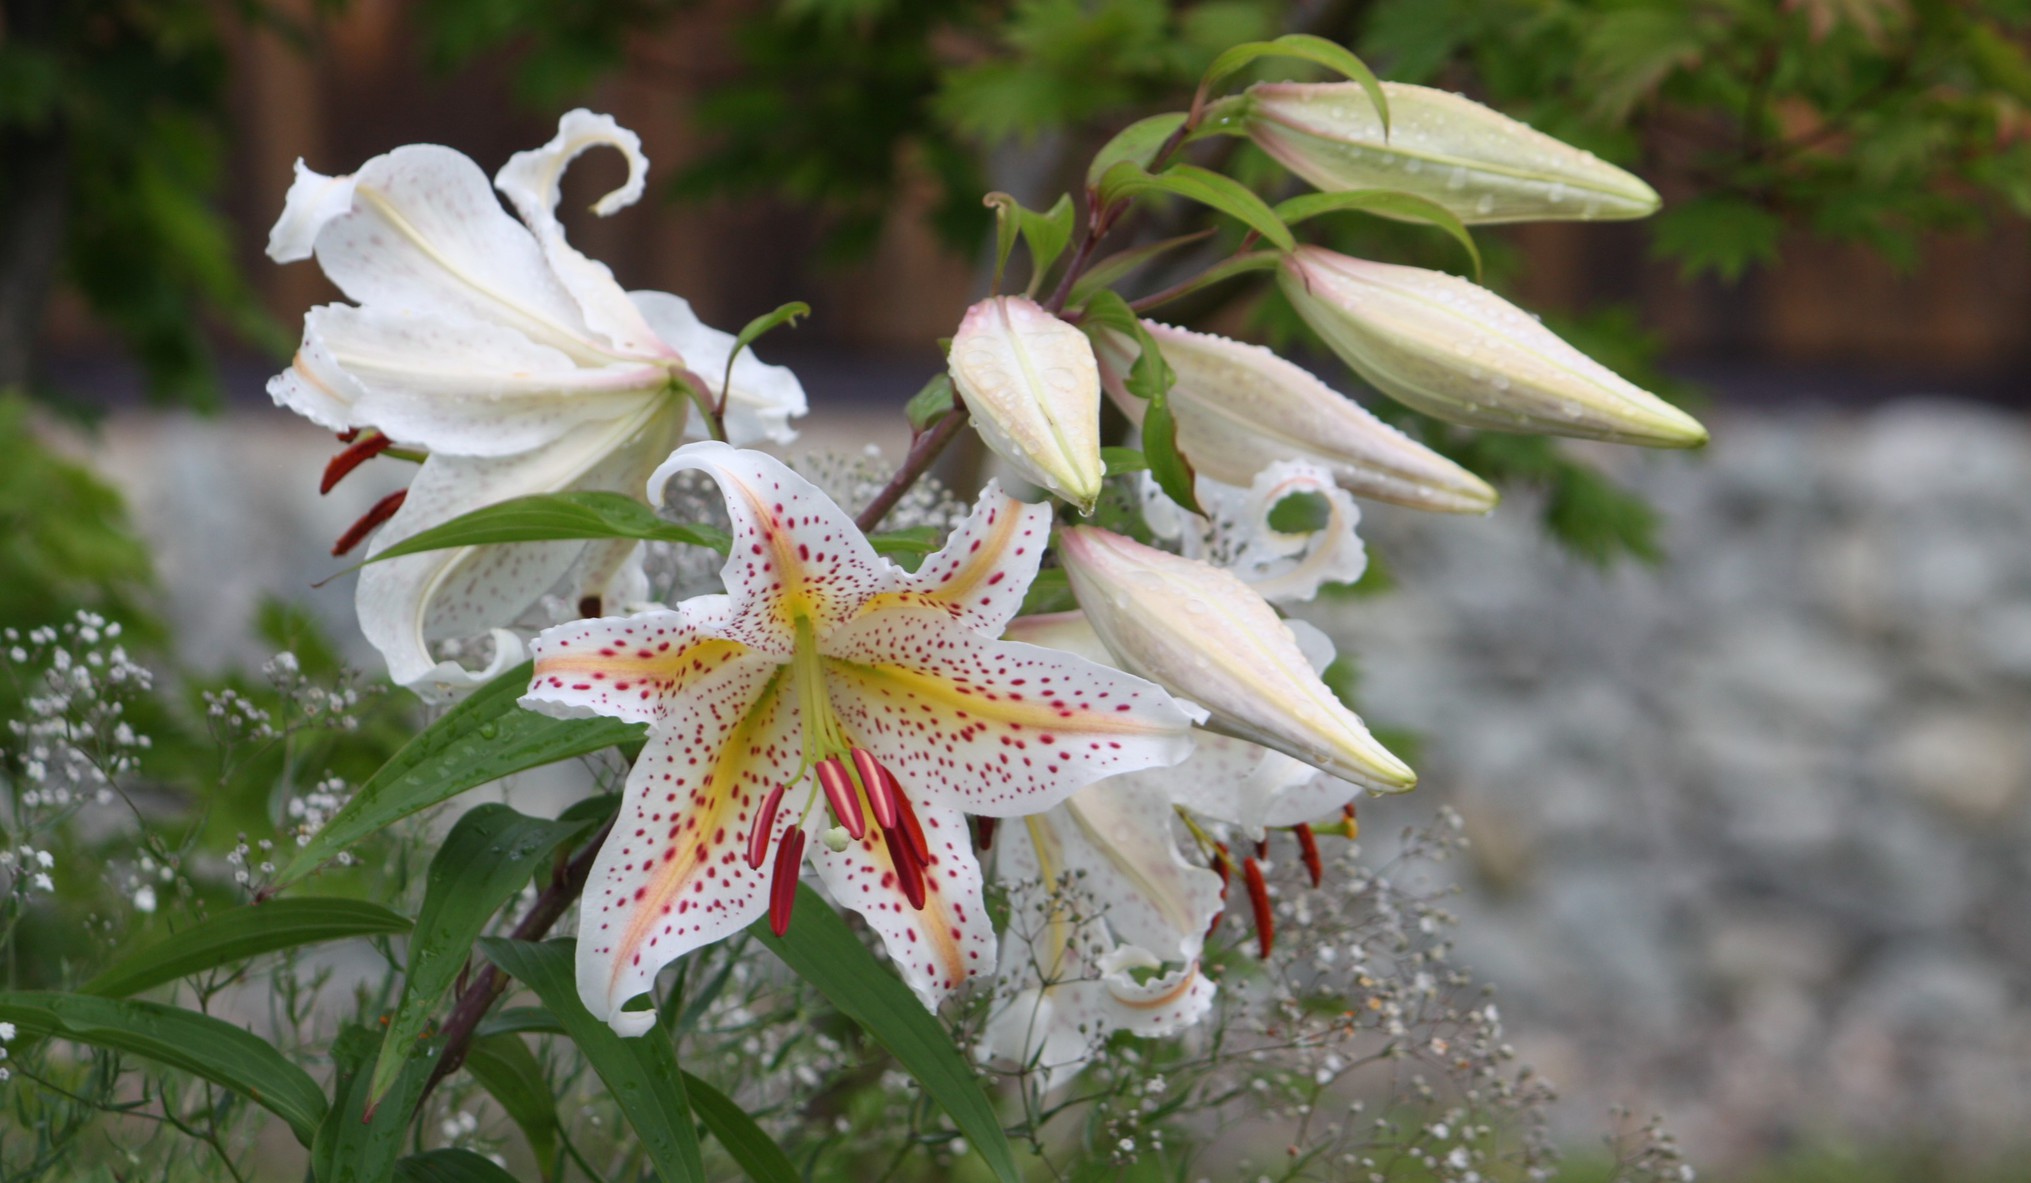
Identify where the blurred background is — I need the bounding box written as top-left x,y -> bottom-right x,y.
4,0 -> 2029,1178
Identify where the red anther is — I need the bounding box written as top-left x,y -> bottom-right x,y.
1341,802 -> 1360,840
746,784 -> 786,870
1294,824 -> 1322,889
884,824 -> 927,909
852,748 -> 898,832
1254,838 -> 1270,861
973,815 -> 996,852
1243,857 -> 1273,958
769,827 -> 806,936
893,791 -> 931,867
816,758 -> 865,839
332,489 -> 407,557
321,432 -> 394,494
336,428 -> 361,443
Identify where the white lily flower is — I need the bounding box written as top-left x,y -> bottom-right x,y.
979,781 -> 1220,1092
1093,321 -> 1496,514
1056,526 -> 1414,794
1246,81 -> 1661,224
1140,460 -> 1369,606
520,444 -> 1195,1033
1279,246 -> 1708,448
948,296 -> 1105,512
267,110 -> 807,697
1005,610 -> 1361,839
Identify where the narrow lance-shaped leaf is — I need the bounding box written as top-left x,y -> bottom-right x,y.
363,492 -> 731,567
1065,228 -> 1213,307
1276,189 -> 1483,280
750,886 -> 1021,1183
1018,193 -> 1075,296
1079,291 -> 1200,515
366,804 -> 591,1108
314,1025 -> 436,1183
1142,391 -> 1204,517
1200,33 -> 1389,136
83,898 -> 411,999
279,662 -> 643,885
1097,162 -> 1295,251
683,1070 -> 800,1183
904,372 -> 956,431
722,301 -> 810,401
396,1150 -> 526,1183
464,1033 -> 562,1176
1087,112 -> 1189,188
0,992 -> 328,1145
479,938 -> 705,1183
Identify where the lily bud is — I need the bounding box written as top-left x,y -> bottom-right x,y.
1245,82 -> 1660,224
1056,526 -> 1414,794
948,296 -> 1104,511
1093,322 -> 1496,514
1279,247 -> 1708,448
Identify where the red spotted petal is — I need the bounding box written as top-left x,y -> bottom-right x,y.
522,605 -> 750,727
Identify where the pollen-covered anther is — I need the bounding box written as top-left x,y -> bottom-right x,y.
1341,802 -> 1359,840
320,431 -> 395,494
852,747 -> 899,832
973,815 -> 996,852
745,783 -> 786,870
1295,824 -> 1323,889
884,823 -> 927,910
332,489 -> 408,557
893,791 -> 931,869
816,757 -> 865,840
769,826 -> 806,937
1243,856 -> 1273,958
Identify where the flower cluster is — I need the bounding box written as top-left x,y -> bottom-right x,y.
3,611 -> 152,814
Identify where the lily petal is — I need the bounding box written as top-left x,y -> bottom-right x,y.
284,143 -> 614,366
359,404 -> 680,696
521,604 -> 751,727
856,479 -> 1050,636
1141,460 -> 1369,605
300,304 -> 664,457
266,159 -> 358,263
649,441 -> 893,653
821,618 -> 1196,817
630,292 -> 808,447
1050,780 -> 1225,962
807,801 -> 995,1007
495,110 -> 672,361
572,655 -> 800,1031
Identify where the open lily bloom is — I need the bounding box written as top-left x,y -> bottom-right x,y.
1005,610 -> 1360,839
1140,459 -> 1369,606
979,777 -> 1221,1092
520,443 -> 1195,1032
267,110 -> 806,697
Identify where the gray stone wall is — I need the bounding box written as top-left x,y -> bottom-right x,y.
1321,401 -> 2031,1163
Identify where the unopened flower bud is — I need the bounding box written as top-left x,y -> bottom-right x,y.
948,296 -> 1104,511
1279,247 -> 1707,448
1056,526 -> 1414,793
1246,82 -> 1660,224
1094,322 -> 1496,514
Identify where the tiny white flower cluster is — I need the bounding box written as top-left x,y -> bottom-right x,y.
4,611 -> 152,812
286,775 -> 351,849
1,845 -> 57,895
0,1017 -> 14,1083
224,833 -> 278,894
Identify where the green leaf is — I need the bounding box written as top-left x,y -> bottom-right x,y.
983,192 -> 1023,292
1101,446 -> 1148,475
0,992 -> 327,1145
365,492 -> 730,566
82,898 -> 411,999
1141,392 -> 1204,518
1105,250 -> 1281,315
869,525 -> 945,562
367,804 -> 591,1107
905,372 -> 957,431
1078,290 -> 1175,402
751,886 -> 1019,1183
279,662 -> 643,885
1018,194 -> 1076,296
1275,190 -> 1482,280
1097,162 -> 1295,251
1651,195 -> 1782,282
476,1006 -> 567,1038
1265,490 -> 1334,533
314,1025 -> 434,1183
722,301 -> 811,398
395,1150 -> 525,1183
465,1033 -> 561,1175
480,939 -> 705,1183
1201,34 -> 1388,137
1086,112 -> 1188,188
683,1070 -> 799,1183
